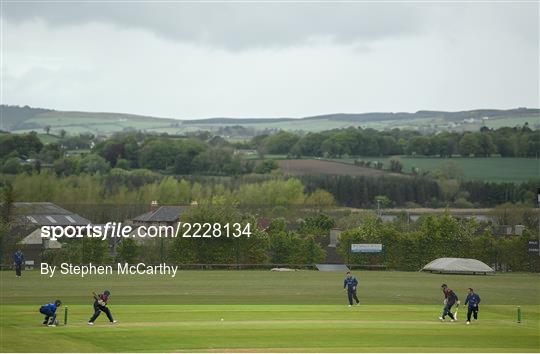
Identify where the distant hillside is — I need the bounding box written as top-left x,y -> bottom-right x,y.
301,108 -> 540,122
1,105 -> 538,136
0,105 -> 53,130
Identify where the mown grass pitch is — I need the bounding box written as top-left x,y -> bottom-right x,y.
1,271 -> 539,352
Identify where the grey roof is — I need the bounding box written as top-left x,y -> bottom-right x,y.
422,257 -> 494,274
12,202 -> 91,226
133,206 -> 188,223
18,228 -> 62,248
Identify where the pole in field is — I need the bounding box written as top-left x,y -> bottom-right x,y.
64,306 -> 68,325
517,306 -> 521,323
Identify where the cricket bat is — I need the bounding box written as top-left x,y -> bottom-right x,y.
454,304 -> 459,320
93,292 -> 107,306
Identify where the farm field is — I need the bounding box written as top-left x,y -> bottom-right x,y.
1,271 -> 538,352
277,159 -> 399,177
328,157 -> 539,183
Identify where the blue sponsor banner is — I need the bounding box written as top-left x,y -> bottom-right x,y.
351,243 -> 383,253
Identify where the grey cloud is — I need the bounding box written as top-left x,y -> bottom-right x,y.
4,2 -> 424,49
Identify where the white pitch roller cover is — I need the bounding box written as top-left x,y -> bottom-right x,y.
422,257 -> 494,274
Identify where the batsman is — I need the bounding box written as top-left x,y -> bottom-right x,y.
88,290 -> 117,325
439,283 -> 459,321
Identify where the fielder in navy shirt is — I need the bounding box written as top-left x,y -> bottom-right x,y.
464,287 -> 481,324
343,271 -> 360,306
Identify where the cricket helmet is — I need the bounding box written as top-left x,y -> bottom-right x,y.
55,299 -> 62,306
441,283 -> 447,288
104,290 -> 111,296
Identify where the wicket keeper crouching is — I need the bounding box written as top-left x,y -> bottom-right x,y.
39,300 -> 61,327
88,290 -> 117,325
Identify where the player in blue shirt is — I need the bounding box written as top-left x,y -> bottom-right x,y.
13,250 -> 24,277
39,300 -> 62,327
343,271 -> 360,307
464,288 -> 481,324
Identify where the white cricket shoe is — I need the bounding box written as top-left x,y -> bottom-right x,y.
439,317 -> 444,322
451,319 -> 455,322
87,322 -> 94,325
47,324 -> 56,327
348,305 -> 352,307
111,320 -> 118,324
466,321 -> 470,325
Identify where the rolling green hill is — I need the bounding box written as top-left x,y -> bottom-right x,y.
2,105 -> 538,136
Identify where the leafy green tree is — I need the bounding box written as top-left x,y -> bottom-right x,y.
0,132 -> 43,160
81,238 -> 112,264
53,157 -> 80,176
254,159 -> 278,174
78,154 -> 110,175
299,236 -> 326,264
264,132 -> 300,154
1,157 -> 21,174
458,133 -> 480,157
477,134 -> 496,157
139,140 -> 178,171
301,214 -> 336,233
117,238 -> 139,263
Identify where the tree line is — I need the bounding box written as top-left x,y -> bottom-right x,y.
339,214 -> 539,272
1,171 -> 537,209
32,208 -> 540,273
243,125 -> 539,158
0,131 -> 278,176
300,175 -> 537,208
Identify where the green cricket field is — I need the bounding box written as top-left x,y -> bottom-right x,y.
1,270 -> 538,352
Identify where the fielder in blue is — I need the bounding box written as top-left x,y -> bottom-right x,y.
464,287 -> 481,324
343,271 -> 360,306
13,250 -> 24,277
39,300 -> 62,327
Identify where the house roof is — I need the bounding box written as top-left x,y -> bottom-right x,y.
133,206 -> 188,223
18,228 -> 62,249
12,202 -> 91,226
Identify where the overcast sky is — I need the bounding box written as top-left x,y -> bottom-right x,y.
2,1 -> 539,119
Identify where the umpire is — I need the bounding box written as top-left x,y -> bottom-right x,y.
343,271 -> 360,307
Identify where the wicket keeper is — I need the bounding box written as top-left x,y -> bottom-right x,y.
439,283 -> 459,321
88,290 -> 117,325
464,287 -> 481,324
39,300 -> 61,327
343,271 -> 360,306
